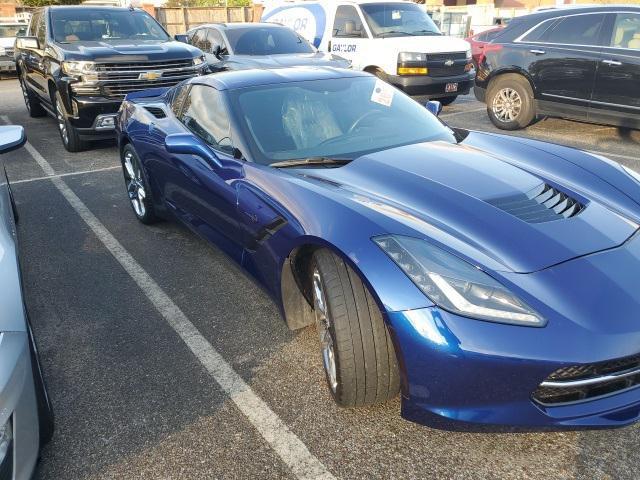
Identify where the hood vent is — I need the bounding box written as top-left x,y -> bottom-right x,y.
488,183 -> 584,224
144,106 -> 167,119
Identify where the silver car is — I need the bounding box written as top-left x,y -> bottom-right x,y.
0,125 -> 53,479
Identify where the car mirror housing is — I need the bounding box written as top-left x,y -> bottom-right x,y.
174,34 -> 189,43
16,36 -> 39,50
0,125 -> 26,155
425,100 -> 443,117
165,133 -> 220,164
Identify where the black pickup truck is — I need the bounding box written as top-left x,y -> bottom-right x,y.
14,6 -> 206,152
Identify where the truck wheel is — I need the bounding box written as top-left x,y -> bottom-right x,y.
121,144 -> 158,224
54,92 -> 88,152
486,74 -> 536,130
19,73 -> 46,118
439,96 -> 458,106
311,249 -> 400,407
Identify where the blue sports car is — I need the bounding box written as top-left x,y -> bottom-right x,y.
116,67 -> 640,430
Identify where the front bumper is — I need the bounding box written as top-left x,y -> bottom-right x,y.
0,332 -> 39,479
66,96 -> 122,140
0,59 -> 16,72
387,72 -> 475,98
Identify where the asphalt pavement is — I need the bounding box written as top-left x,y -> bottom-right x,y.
1,77 -> 639,480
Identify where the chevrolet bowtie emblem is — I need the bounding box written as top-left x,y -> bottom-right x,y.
139,71 -> 162,80
444,59 -> 454,67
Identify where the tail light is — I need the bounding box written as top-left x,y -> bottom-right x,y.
478,43 -> 503,67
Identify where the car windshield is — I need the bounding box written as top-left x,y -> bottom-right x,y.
0,24 -> 26,38
227,76 -> 455,165
50,9 -> 169,43
225,26 -> 315,55
360,3 -> 441,38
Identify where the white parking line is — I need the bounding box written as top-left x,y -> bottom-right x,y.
1,116 -> 334,480
11,165 -> 121,185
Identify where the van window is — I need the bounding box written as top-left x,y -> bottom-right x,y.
610,13 -> 640,50
360,2 -> 440,38
333,6 -> 367,38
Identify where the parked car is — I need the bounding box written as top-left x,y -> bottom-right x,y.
14,6 -> 207,152
465,27 -> 502,67
475,5 -> 640,130
0,125 -> 54,479
262,0 -> 474,105
185,22 -> 351,72
118,66 -> 640,430
0,23 -> 27,73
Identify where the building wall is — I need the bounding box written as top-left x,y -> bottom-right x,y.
0,2 -> 17,20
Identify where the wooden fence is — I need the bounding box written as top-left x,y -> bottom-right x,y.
156,6 -> 259,35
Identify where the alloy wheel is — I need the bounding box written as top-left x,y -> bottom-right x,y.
492,87 -> 522,122
56,100 -> 68,145
312,269 -> 338,393
123,151 -> 147,218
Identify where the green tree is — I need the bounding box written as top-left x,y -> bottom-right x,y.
22,0 -> 83,6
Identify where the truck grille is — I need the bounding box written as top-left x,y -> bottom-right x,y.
426,52 -> 468,77
94,59 -> 199,99
533,353 -> 640,406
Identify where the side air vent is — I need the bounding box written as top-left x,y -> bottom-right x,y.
487,183 -> 584,224
144,106 -> 167,119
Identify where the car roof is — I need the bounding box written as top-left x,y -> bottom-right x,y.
187,22 -> 292,34
47,5 -> 143,11
515,4 -> 639,22
190,66 -> 370,91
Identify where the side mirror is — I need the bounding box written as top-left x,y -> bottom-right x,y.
426,100 -> 443,117
15,36 -> 39,49
212,44 -> 223,59
0,125 -> 26,154
174,34 -> 189,43
165,133 -> 220,165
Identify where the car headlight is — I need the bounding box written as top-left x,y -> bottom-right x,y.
398,52 -> 427,62
61,60 -> 96,76
374,235 -> 545,326
622,165 -> 640,184
0,417 -> 12,466
193,55 -> 206,66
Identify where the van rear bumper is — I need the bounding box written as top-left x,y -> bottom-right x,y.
387,72 -> 475,98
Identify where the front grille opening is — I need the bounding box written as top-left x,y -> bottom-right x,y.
144,106 -> 167,119
488,183 -> 584,224
533,354 -> 640,406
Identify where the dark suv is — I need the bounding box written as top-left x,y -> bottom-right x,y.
14,6 -> 206,151
474,6 -> 640,131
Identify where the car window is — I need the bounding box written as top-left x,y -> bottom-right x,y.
333,5 -> 366,38
484,29 -> 502,42
224,26 -> 313,55
610,13 -> 640,50
35,11 -> 46,46
180,85 -> 233,154
521,18 -> 559,43
28,11 -> 41,38
0,24 -> 27,37
191,29 -> 209,52
208,28 -> 227,52
171,83 -> 190,117
541,14 -> 605,46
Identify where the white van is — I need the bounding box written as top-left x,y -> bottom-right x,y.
261,0 -> 474,104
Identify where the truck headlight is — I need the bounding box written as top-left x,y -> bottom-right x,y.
61,61 -> 96,76
0,417 -> 12,466
193,55 -> 206,66
398,52 -> 427,62
374,235 -> 545,327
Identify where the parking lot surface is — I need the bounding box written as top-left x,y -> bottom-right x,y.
1,77 -> 639,480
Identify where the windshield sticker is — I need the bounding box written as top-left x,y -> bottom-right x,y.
392,10 -> 402,20
371,79 -> 394,107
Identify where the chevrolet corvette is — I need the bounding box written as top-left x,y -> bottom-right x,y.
116,67 -> 640,430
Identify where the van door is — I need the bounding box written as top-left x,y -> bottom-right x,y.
329,4 -> 370,69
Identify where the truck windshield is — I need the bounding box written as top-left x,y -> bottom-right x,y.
360,3 -> 441,38
0,24 -> 27,38
225,26 -> 315,55
50,9 -> 170,43
228,76 -> 455,165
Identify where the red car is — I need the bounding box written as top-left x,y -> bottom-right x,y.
466,27 -> 504,66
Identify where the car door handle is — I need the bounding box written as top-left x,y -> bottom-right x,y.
530,49 -> 546,55
602,59 -> 622,66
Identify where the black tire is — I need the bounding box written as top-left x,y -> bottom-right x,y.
27,321 -> 54,446
311,249 -> 400,407
19,71 -> 46,118
121,144 -> 159,224
486,74 -> 536,130
439,95 -> 458,106
54,91 -> 88,152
